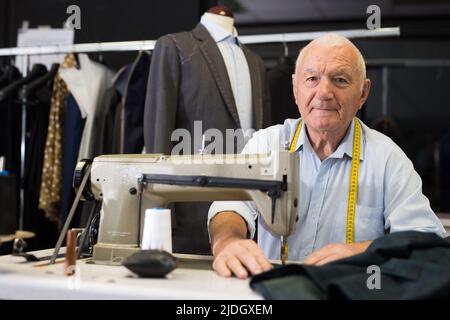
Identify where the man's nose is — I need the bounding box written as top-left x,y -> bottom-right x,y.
316,78 -> 333,101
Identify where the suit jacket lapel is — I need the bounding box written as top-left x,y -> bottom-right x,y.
242,46 -> 263,130
192,24 -> 241,127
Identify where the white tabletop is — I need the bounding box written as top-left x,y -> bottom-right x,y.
0,249 -> 262,300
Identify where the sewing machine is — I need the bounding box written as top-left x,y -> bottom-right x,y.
73,151 -> 299,265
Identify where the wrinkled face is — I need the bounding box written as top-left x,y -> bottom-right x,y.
292,44 -> 371,133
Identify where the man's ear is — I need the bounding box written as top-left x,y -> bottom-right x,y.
292,74 -> 299,105
359,78 -> 371,109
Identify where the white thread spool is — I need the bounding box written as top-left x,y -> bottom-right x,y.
141,208 -> 172,253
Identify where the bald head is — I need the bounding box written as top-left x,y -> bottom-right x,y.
295,33 -> 366,81
291,32 -> 372,137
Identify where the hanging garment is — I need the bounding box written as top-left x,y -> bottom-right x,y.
0,66 -> 22,176
113,64 -> 132,154
59,54 -> 115,161
59,54 -> 117,229
111,65 -> 130,154
38,54 -> 77,223
97,86 -> 119,155
22,82 -> 59,250
0,174 -> 18,236
144,23 -> 271,254
60,94 -> 86,227
0,66 -> 22,241
250,231 -> 450,300
113,51 -> 151,153
440,127 -> 450,210
0,61 -> 49,183
267,57 -> 299,125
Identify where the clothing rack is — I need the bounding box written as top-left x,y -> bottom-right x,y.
0,27 -> 400,231
0,27 -> 400,56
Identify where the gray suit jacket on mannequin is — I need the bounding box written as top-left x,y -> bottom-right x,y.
144,23 -> 271,254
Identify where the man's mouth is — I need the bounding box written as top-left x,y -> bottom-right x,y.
313,108 -> 336,111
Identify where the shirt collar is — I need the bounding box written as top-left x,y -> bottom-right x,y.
290,118 -> 365,161
200,14 -> 239,43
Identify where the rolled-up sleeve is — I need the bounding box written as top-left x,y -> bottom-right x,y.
208,201 -> 258,239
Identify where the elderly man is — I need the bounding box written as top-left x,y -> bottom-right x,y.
207,33 -> 446,279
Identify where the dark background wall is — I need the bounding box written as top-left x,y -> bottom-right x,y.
0,0 -> 216,68
1,0 -> 449,213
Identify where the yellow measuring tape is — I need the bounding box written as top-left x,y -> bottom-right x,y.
289,118 -> 361,244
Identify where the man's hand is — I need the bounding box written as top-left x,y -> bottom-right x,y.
210,211 -> 273,279
303,241 -> 372,266
212,237 -> 272,279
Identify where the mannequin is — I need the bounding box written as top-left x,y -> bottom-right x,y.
202,11 -> 234,34
143,6 -> 271,254
207,5 -> 234,18
199,7 -> 254,134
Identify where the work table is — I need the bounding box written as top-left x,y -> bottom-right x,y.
0,249 -> 262,300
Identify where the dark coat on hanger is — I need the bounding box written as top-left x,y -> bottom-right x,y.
114,51 -> 151,154
143,23 -> 271,255
0,65 -> 22,175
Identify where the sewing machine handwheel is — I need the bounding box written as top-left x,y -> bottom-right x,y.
73,159 -> 94,201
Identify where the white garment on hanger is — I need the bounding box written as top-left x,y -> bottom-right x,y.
60,54 -> 115,161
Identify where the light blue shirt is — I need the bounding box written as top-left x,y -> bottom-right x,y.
200,14 -> 253,132
208,118 -> 446,261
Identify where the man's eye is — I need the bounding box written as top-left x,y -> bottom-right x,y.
334,77 -> 348,84
306,76 -> 318,82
